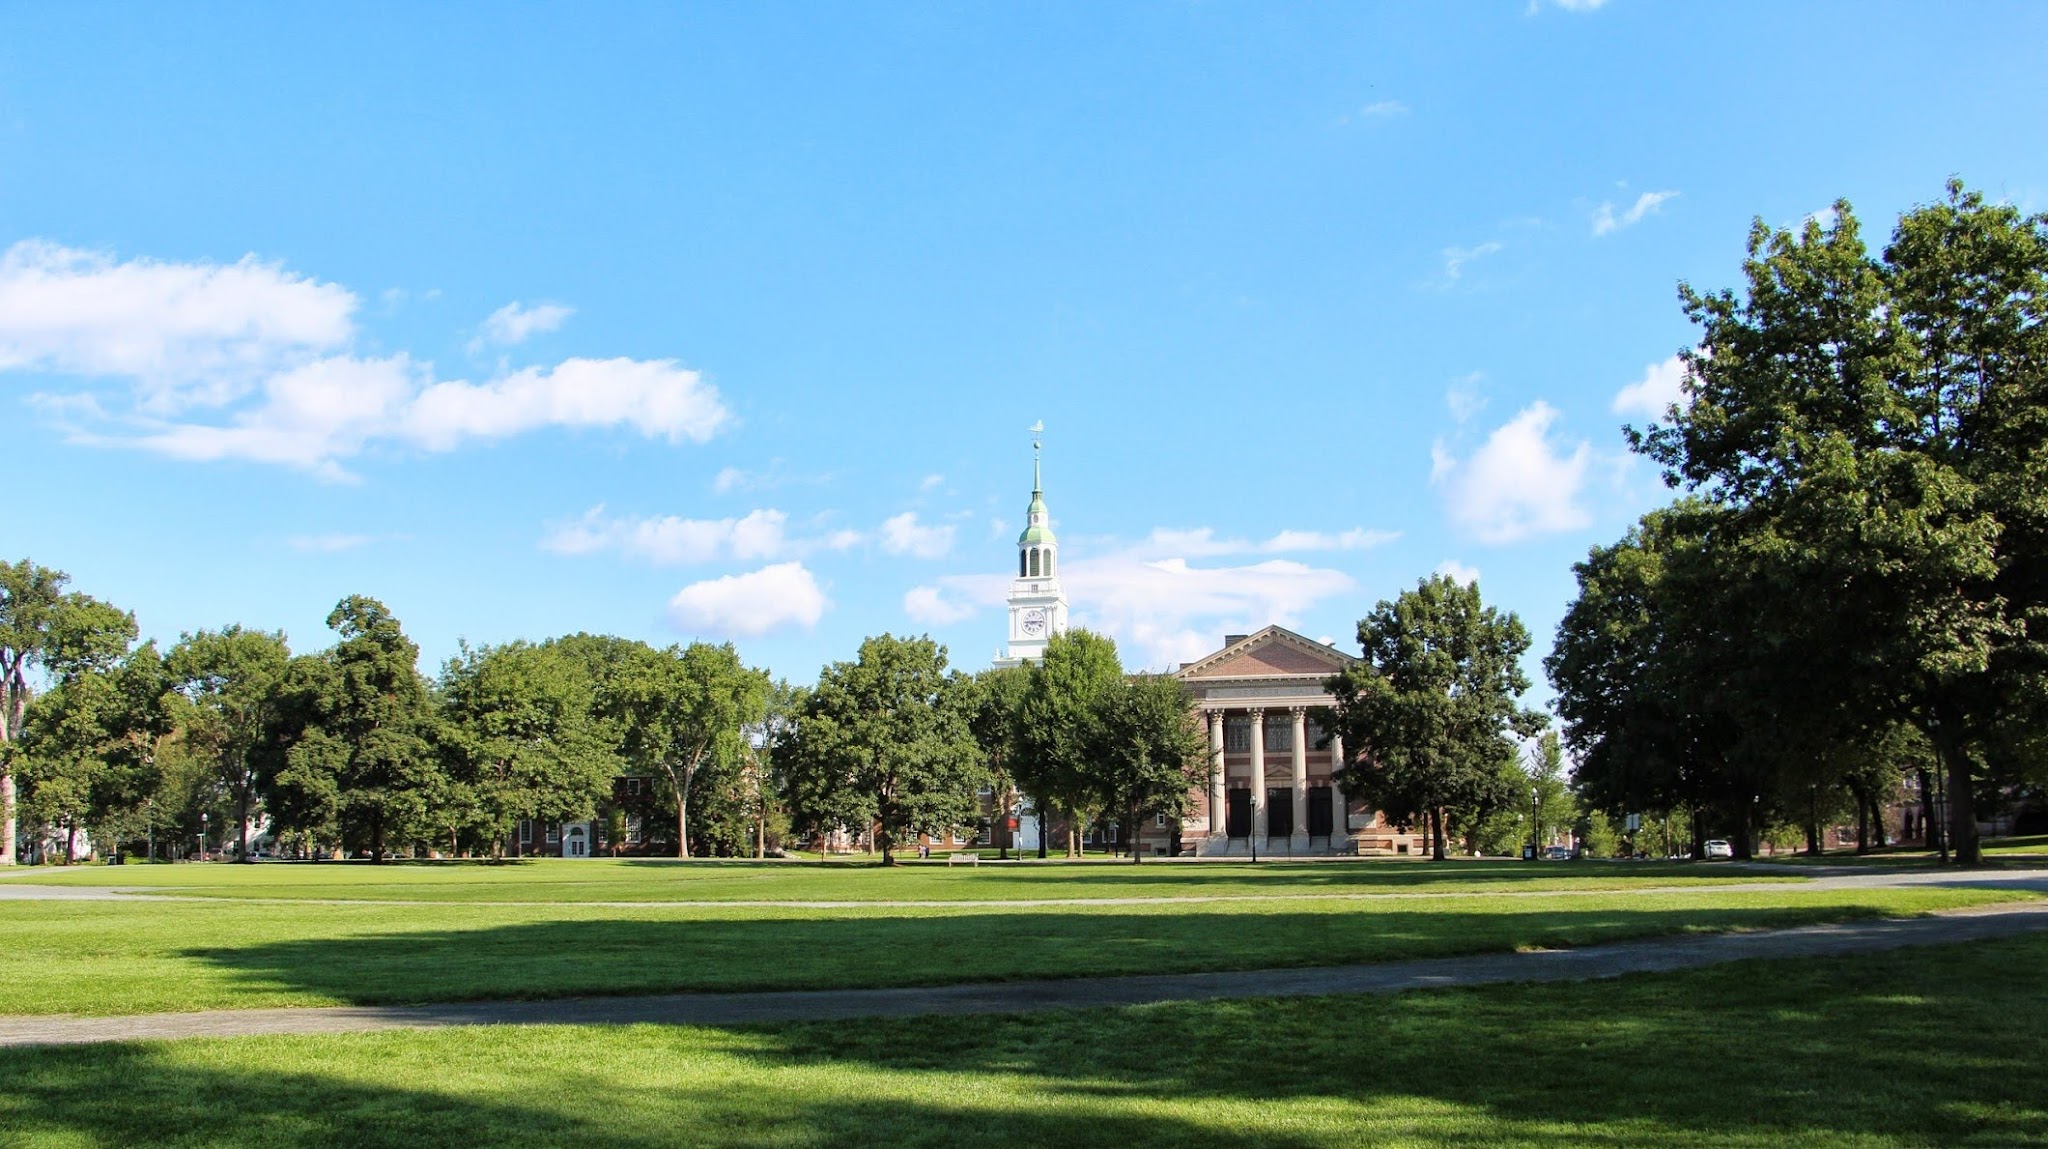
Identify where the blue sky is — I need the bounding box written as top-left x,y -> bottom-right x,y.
4,2 -> 2045,699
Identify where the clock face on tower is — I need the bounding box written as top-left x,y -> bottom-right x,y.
1021,608 -> 1047,637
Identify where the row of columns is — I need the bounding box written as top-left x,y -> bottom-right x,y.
1204,706 -> 1345,849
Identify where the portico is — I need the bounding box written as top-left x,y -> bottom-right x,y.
1175,626 -> 1422,857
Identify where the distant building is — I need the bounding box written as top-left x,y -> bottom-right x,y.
992,432 -> 1068,669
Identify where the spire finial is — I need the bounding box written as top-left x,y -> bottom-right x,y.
1028,420 -> 1044,494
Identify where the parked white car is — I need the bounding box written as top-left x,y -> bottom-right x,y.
1703,839 -> 1734,859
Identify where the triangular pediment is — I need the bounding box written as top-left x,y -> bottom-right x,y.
1176,626 -> 1356,681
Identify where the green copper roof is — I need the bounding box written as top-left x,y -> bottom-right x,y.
1017,439 -> 1056,547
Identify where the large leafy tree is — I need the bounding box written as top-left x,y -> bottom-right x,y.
606,641 -> 768,858
438,640 -> 623,856
1635,183 -> 2048,865
16,645 -> 170,861
1327,575 -> 1545,861
1015,629 -> 1124,857
0,560 -> 136,864
969,665 -> 1030,858
1092,673 -> 1209,862
776,634 -> 985,865
299,596 -> 440,861
167,626 -> 292,862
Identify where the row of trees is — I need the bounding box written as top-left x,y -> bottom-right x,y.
1549,182 -> 2048,866
0,564 -> 1212,865
0,566 -> 781,863
773,629 -> 1210,864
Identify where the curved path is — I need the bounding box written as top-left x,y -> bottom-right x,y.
3,899 -> 2044,1048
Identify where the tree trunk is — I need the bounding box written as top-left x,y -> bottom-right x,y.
1430,807 -> 1447,861
237,775 -> 253,863
1854,787 -> 1870,854
372,815 -> 386,864
0,772 -> 15,866
1036,802 -> 1047,860
1932,726 -> 1982,866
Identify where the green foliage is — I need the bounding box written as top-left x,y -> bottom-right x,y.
1093,673 -> 1210,859
1329,575 -> 1545,860
1595,180 -> 2048,866
776,634 -> 986,864
167,626 -> 291,861
1016,629 -> 1125,855
438,640 -> 623,855
604,641 -> 769,858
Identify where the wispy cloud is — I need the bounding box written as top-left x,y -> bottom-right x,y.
1592,190 -> 1679,236
542,506 -> 859,565
469,301 -> 572,353
287,533 -> 376,553
1434,559 -> 1481,586
1441,242 -> 1504,281
880,512 -> 956,559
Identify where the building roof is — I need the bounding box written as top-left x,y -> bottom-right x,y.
1175,625 -> 1357,682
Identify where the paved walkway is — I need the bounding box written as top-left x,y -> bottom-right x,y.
3,900 -> 2045,1049
3,865 -> 2044,910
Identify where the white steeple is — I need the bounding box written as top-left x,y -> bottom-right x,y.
995,423 -> 1068,667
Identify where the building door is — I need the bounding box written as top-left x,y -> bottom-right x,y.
1307,786 -> 1334,837
1267,788 -> 1294,839
1225,789 -> 1252,838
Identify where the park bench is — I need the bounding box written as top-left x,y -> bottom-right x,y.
945,852 -> 980,867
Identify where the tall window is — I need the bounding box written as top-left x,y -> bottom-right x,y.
1224,718 -> 1251,753
1029,549 -> 1041,577
1043,551 -> 1054,576
1019,552 -> 1027,577
1265,720 -> 1293,753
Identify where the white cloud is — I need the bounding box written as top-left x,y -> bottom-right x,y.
402,357 -> 728,449
1592,190 -> 1680,237
881,512 -> 956,559
904,585 -> 976,625
2,241 -> 731,478
668,562 -> 828,637
1611,355 -> 1690,419
1432,402 -> 1593,543
288,533 -> 374,553
94,354 -> 731,480
1138,526 -> 1397,557
0,240 -> 355,408
918,473 -> 944,492
542,507 -> 863,565
1356,99 -> 1408,119
1528,0 -> 1609,11
1435,559 -> 1482,586
471,301 -> 572,351
1441,242 -> 1504,281
919,530 -> 1361,670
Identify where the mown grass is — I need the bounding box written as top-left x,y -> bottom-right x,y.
2,932 -> 2043,1147
3,856 -> 1790,902
0,884 -> 2026,1017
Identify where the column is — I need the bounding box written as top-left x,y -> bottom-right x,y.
1290,707 -> 1310,851
1331,732 -> 1350,844
1207,709 -> 1226,840
1248,708 -> 1266,851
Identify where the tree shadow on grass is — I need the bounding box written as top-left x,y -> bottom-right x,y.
716,933 -> 2048,1146
15,938 -> 2043,1147
0,1039 -> 1342,1149
176,902 -> 1938,1009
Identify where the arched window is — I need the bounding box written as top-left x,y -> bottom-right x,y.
1044,550 -> 1054,576
1029,549 -> 1041,577
1019,552 -> 1027,577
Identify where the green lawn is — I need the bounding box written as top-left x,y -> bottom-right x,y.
0,884 -> 2025,1017
4,856 -> 1788,902
2,933 -> 2042,1147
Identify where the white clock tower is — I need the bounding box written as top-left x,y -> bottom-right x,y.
995,427 -> 1068,667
